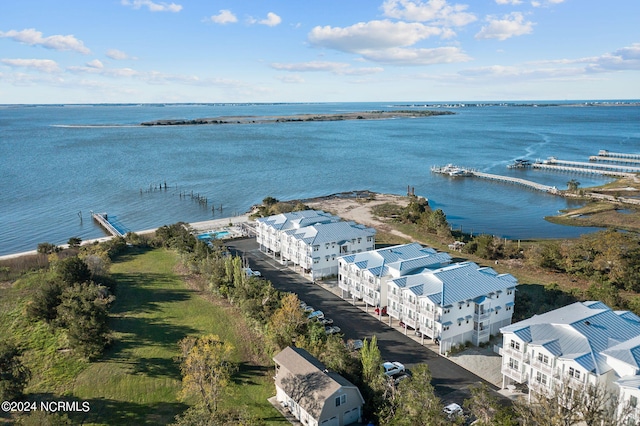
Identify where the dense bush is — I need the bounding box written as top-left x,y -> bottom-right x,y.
0,342 -> 30,401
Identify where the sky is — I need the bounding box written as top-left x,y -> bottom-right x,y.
1,0 -> 639,103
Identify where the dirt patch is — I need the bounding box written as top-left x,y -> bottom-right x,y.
303,192 -> 413,241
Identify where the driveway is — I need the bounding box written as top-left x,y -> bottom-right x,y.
227,238 -> 505,406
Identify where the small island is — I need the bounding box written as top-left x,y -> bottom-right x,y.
140,110 -> 454,126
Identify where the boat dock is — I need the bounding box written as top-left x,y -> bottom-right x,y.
533,157 -> 639,178
91,212 -> 127,237
596,150 -> 640,160
432,166 -> 558,194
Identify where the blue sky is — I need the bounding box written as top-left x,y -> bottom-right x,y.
1,0 -> 639,103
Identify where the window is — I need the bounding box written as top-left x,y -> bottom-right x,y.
367,236 -> 373,242
537,353 -> 549,364
507,289 -> 513,295
510,340 -> 521,351
444,308 -> 450,314
569,367 -> 580,379
509,358 -> 519,370
536,371 -> 547,385
631,395 -> 638,408
335,394 -> 346,407
313,245 -> 319,252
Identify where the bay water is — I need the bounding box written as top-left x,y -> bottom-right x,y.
1,102 -> 639,256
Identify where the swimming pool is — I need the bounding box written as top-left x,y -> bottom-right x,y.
197,230 -> 231,240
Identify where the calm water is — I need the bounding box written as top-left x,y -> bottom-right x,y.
1,102 -> 639,256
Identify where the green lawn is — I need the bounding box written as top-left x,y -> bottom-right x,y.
68,247 -> 283,425
0,248 -> 283,425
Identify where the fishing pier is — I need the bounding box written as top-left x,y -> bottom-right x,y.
91,212 -> 128,238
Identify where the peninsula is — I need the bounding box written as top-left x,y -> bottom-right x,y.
140,110 -> 454,126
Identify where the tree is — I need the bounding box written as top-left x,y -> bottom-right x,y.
383,364 -> 447,425
67,236 -> 82,248
266,293 -> 307,350
37,242 -> 58,254
0,342 -> 30,401
360,336 -> 384,387
262,196 -> 278,206
27,278 -> 64,323
514,379 -> 634,426
56,282 -> 113,359
463,383 -> 514,425
55,256 -> 92,285
567,179 -> 580,192
178,334 -> 237,415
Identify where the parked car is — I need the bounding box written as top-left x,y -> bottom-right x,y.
319,317 -> 334,326
382,361 -> 405,376
347,339 -> 364,351
392,371 -> 412,386
443,403 -> 463,419
374,306 -> 387,316
242,267 -> 261,277
324,326 -> 341,335
307,310 -> 324,320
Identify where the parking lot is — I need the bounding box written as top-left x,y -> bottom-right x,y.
226,237 -> 507,406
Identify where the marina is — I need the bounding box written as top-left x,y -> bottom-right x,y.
433,149 -> 640,195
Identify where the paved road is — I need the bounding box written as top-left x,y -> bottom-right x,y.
227,238 -> 498,405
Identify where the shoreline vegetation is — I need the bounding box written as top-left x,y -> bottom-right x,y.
139,110 -> 455,126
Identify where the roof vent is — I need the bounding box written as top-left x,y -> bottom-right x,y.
584,321 -> 591,326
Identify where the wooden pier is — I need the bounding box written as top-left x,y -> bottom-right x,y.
589,155 -> 640,165
91,212 -> 126,237
597,150 -> 640,160
533,157 -> 639,178
470,171 -> 557,193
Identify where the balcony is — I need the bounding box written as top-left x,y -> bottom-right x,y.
474,312 -> 491,322
500,346 -> 528,362
501,365 -> 527,383
363,294 -> 376,306
403,317 -> 417,329
531,359 -> 554,376
352,287 -> 362,298
338,280 -> 350,292
388,306 -> 400,319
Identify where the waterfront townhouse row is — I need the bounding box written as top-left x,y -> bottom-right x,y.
337,243 -> 517,354
256,210 -> 376,280
500,301 -> 640,423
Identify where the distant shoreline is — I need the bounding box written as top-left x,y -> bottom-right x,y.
139,110 -> 454,126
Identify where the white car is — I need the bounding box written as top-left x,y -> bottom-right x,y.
443,403 -> 463,419
382,361 -> 405,376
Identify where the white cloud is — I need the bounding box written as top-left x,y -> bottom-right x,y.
210,9 -> 237,24
381,0 -> 476,27
121,0 -> 182,12
495,0 -> 522,4
0,28 -> 90,54
271,60 -> 384,75
475,12 -> 534,40
106,49 -> 136,60
309,20 -> 446,52
532,0 -> 565,7
359,46 -> 471,65
86,59 -> 104,69
259,12 -> 282,27
1,58 -> 60,73
276,74 -> 305,84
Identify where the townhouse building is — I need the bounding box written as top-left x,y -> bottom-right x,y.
387,261 -> 518,354
256,210 -> 375,280
500,301 -> 640,423
337,243 -> 452,308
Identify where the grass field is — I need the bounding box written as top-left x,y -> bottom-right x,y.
1,248 -> 284,425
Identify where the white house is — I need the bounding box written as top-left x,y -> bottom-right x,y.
256,210 -> 375,279
500,301 -> 640,423
337,243 -> 452,308
274,346 -> 364,426
387,261 -> 518,353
